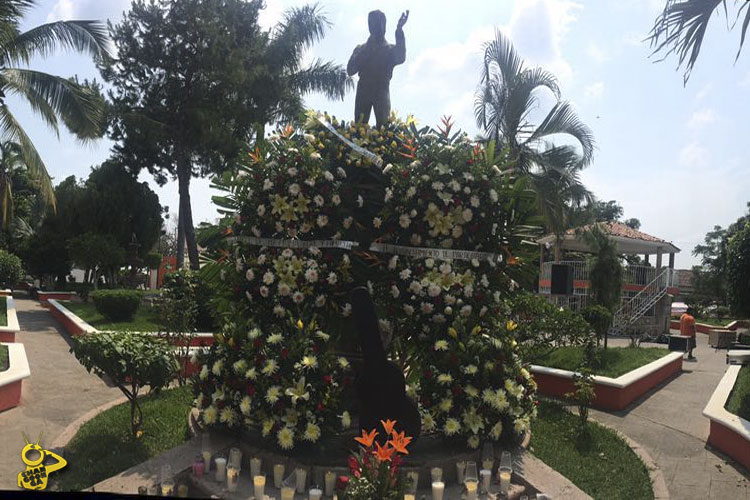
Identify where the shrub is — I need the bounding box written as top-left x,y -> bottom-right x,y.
727,226 -> 750,317
715,305 -> 730,322
144,252 -> 162,270
92,289 -> 143,322
161,270 -> 216,331
0,249 -> 23,289
740,393 -> 750,421
739,333 -> 750,345
581,305 -> 613,346
71,331 -> 175,436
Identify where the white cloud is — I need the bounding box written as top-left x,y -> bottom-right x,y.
679,143 -> 708,168
687,107 -> 717,131
46,0 -> 74,21
586,43 -> 610,63
46,0 -> 131,23
694,83 -> 713,101
738,71 -> 750,88
583,81 -> 604,100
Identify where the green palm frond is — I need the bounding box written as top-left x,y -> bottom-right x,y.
1,69 -> 105,140
480,29 -> 524,87
0,104 -> 54,209
648,0 -> 726,83
527,101 -> 595,166
1,20 -> 112,66
269,3 -> 329,72
292,58 -> 351,100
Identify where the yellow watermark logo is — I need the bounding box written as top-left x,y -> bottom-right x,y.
17,433 -> 67,490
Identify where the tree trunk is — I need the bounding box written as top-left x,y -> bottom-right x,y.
176,195 -> 185,269
177,159 -> 200,270
255,122 -> 265,146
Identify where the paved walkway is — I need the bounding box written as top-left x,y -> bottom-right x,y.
591,334 -> 750,499
0,296 -> 121,490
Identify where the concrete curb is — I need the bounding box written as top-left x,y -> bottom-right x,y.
590,416 -> 670,500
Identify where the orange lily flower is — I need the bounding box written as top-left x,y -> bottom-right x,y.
373,441 -> 396,462
381,419 -> 397,436
388,430 -> 412,455
354,428 -> 378,448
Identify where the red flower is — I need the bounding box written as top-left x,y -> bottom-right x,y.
253,339 -> 262,349
348,456 -> 360,476
281,348 -> 288,359
246,384 -> 255,396
322,375 -> 332,384
424,369 -> 433,379
337,475 -> 350,490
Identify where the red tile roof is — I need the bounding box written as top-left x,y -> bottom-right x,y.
563,222 -> 670,244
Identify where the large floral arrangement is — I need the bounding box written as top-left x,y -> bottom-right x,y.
194,114 -> 541,451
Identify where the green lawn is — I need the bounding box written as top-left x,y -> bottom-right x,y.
53,385 -> 193,491
694,317 -> 736,327
535,346 -> 669,378
726,365 -> 750,421
0,296 -> 7,326
0,344 -> 8,372
530,402 -> 653,500
64,301 -> 162,332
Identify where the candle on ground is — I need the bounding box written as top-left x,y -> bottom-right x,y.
295,468 -> 307,493
253,475 -> 266,500
431,481 -> 445,500
214,457 -> 227,482
274,463 -> 286,489
250,457 -> 262,478
324,470 -> 336,496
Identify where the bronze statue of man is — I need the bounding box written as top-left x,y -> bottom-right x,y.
347,10 -> 409,127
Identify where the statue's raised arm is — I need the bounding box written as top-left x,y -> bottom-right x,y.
392,10 -> 408,66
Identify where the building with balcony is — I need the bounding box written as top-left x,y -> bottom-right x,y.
537,222 -> 681,336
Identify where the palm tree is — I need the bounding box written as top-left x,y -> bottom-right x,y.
0,0 -> 110,210
474,30 -> 595,237
649,0 -> 750,83
255,3 -> 352,142
0,141 -> 26,227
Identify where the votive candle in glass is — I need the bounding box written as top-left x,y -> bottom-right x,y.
324,470 -> 336,496
274,463 -> 286,489
253,475 -> 266,500
202,451 -> 212,473
309,487 -> 323,500
177,484 -> 189,498
295,467 -> 307,493
192,456 -> 205,479
227,465 -> 240,492
404,495 -> 416,500
430,467 -> 442,483
466,480 -> 478,500
431,481 -> 445,500
480,469 -> 491,492
229,447 -> 243,470
482,459 -> 494,472
250,456 -> 262,479
214,457 -> 227,482
456,461 -> 466,484
406,471 -> 419,493
281,485 -> 295,500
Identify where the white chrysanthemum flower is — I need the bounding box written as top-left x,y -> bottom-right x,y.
342,216 -> 352,228
338,357 -> 350,369
428,284 -> 441,297
467,435 -> 480,449
384,187 -> 393,202
244,268 -> 254,281
408,281 -> 422,294
245,367 -> 257,380
388,255 -> 398,270
263,271 -> 275,285
490,421 -> 503,440
315,295 -> 326,307
277,427 -> 294,450
463,364 -> 478,375
462,208 -> 473,222
288,183 -> 301,196
470,195 -> 480,208
399,214 -> 411,228
422,412 -> 436,432
337,167 -> 346,178
514,419 -> 528,434
439,262 -> 452,275
203,405 -> 218,424
434,340 -> 449,351
303,422 -> 321,442
327,272 -> 338,285
403,304 -> 414,315
462,406 -> 485,434
309,152 -> 321,161
199,365 -> 209,380
260,419 -> 274,437
452,225 -> 463,238
317,215 -> 328,227
489,189 -> 498,202
332,194 -> 341,206
406,186 -> 417,198
341,411 -> 351,429
400,269 -> 412,280
235,259 -> 244,272
356,195 -> 364,207
390,285 -> 400,298
324,171 -> 334,181
278,283 -> 291,296
287,167 -> 298,176
444,418 -> 460,436
259,286 -> 269,298
439,398 -> 453,412
313,195 -> 324,207
465,385 -> 479,399
292,291 -> 304,304
420,302 -> 434,314
266,385 -> 281,404
220,407 -> 238,426
233,359 -> 247,374
437,374 -> 453,385
263,178 -> 273,190
315,330 -> 330,342
425,258 -> 434,268
267,333 -> 282,345
212,360 -> 223,376
262,360 -> 279,375
301,355 -> 318,369
373,217 -> 382,228
480,306 -> 488,317
410,233 -> 422,246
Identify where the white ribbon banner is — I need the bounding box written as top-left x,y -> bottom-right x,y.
230,236 -> 503,262
314,113 -> 384,168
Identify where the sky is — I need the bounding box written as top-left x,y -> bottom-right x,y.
11,0 -> 750,269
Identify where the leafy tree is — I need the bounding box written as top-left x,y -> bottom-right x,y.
581,225 -> 623,347
649,0 -> 750,83
624,218 -> 641,230
592,200 -> 624,223
68,233 -> 126,289
727,224 -> 750,317
72,331 -> 175,436
474,30 -> 595,236
0,249 -> 23,288
0,1 -> 110,207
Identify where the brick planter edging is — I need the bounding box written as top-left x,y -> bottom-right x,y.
531,352 -> 683,411
702,365 -> 750,471
0,296 -> 20,342
38,291 -> 77,307
0,342 -> 31,412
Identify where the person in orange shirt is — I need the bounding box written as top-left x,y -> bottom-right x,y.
679,307 -> 697,359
